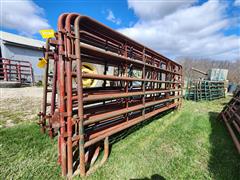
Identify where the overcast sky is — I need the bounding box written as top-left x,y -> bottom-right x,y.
0,0 -> 239,61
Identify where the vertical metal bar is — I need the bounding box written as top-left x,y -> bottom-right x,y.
29,63 -> 34,85
7,60 -> 10,81
50,54 -> 58,115
65,13 -> 78,177
3,60 -> 7,81
142,48 -> 146,116
125,63 -> 129,119
124,44 -> 129,121
102,136 -> 109,164
17,64 -> 21,82
58,13 -> 68,176
5,60 -> 9,81
166,62 -> 170,99
41,39 -> 50,133
153,58 -> 156,102
66,59 -> 73,176
103,62 -> 107,88
75,16 -> 86,177
179,66 -> 183,108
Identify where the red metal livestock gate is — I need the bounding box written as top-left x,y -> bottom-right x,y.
38,13 -> 183,177
0,58 -> 34,85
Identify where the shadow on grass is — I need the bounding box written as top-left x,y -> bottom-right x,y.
221,102 -> 228,106
208,112 -> 240,180
77,108 -> 176,176
130,174 -> 166,180
109,108 -> 176,145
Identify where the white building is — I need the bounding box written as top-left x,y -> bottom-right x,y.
0,31 -> 45,81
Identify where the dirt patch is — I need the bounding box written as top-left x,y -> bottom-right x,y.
0,87 -> 43,99
0,87 -> 43,128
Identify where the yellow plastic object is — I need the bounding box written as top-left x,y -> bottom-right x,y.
82,63 -> 98,88
39,29 -> 55,39
37,58 -> 47,68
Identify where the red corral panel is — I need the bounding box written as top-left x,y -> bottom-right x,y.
38,13 -> 183,177
0,58 -> 34,85
220,89 -> 240,154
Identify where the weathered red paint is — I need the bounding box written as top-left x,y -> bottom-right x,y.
39,13 -> 183,177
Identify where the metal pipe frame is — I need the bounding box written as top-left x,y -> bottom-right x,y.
39,13 -> 183,177
220,89 -> 240,153
185,80 -> 225,101
0,58 -> 34,84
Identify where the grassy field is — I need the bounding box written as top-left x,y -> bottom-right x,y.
0,97 -> 239,179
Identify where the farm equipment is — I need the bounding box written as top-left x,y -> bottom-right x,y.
38,13 -> 183,177
220,89 -> 240,153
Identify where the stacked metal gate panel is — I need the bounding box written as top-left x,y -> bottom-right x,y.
38,13 -> 183,177
0,58 -> 34,85
220,89 -> 240,153
186,80 -> 225,101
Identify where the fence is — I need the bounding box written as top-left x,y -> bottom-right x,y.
185,80 -> 225,101
0,58 -> 34,85
38,13 -> 183,177
220,89 -> 240,153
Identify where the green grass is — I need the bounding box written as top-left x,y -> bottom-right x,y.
0,124 -> 61,179
0,98 -> 239,179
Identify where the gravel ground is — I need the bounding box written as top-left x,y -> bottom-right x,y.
0,87 -> 43,99
0,87 -> 43,128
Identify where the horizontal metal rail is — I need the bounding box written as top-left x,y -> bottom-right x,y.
82,95 -> 182,126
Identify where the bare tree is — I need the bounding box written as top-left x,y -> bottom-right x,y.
177,58 -> 240,84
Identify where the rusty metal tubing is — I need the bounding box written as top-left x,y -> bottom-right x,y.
90,146 -> 100,166
84,106 -> 172,141
41,39 -> 50,133
84,89 -> 181,101
81,95 -> 169,116
79,43 -> 182,75
71,15 -> 180,67
65,13 -> 79,177
57,13 -> 68,176
72,24 -> 180,72
85,137 -> 109,176
77,30 -> 181,72
70,89 -> 182,102
0,58 -> 31,64
233,97 -> 240,103
142,48 -> 146,117
74,15 -> 86,177
85,103 -> 178,148
0,58 -> 33,84
222,113 -> 240,153
80,72 -> 182,84
50,54 -> 58,115
232,121 -> 240,133
228,106 -> 240,124
83,96 -> 182,126
220,90 -> 240,154
41,13 -> 183,178
79,30 -> 122,49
